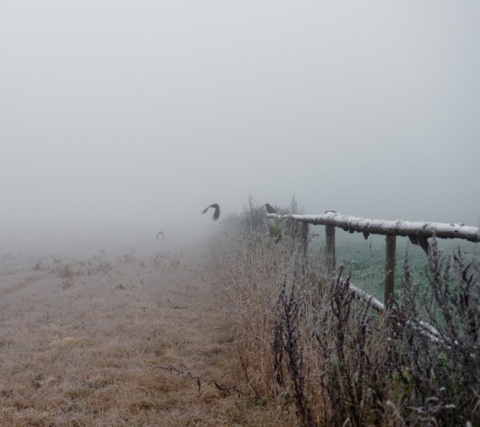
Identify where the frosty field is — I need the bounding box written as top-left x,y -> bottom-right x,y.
0,228 -> 279,426
1,225 -> 478,426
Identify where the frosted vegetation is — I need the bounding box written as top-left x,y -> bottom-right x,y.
331,232 -> 478,301
211,196 -> 480,426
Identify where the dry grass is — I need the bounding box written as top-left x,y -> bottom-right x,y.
0,244 -> 287,426
5,219 -> 475,426
210,231 -> 304,424
211,209 -> 480,426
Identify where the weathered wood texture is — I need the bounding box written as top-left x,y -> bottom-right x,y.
301,222 -> 309,257
384,235 -> 396,309
267,212 -> 479,243
325,224 -> 336,274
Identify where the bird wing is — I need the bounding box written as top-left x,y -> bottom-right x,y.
213,206 -> 220,220
202,204 -> 220,220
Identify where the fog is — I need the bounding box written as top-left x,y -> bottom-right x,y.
1,1 -> 479,250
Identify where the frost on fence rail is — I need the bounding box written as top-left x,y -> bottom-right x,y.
346,281 -> 444,344
267,211 -> 480,243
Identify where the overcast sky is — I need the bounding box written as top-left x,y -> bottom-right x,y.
1,1 -> 479,236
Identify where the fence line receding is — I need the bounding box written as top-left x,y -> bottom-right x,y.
267,211 -> 479,308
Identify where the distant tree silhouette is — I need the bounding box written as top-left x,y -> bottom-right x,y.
156,231 -> 164,240
202,204 -> 220,221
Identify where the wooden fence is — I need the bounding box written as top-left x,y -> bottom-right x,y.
267,211 -> 480,308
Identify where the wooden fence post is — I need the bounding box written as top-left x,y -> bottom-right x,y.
302,222 -> 309,257
325,225 -> 336,275
384,235 -> 396,309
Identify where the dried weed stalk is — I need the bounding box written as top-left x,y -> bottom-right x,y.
395,239 -> 480,425
273,275 -> 316,427
154,364 -> 201,394
213,199 -> 480,426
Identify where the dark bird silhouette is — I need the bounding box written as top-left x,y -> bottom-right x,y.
202,204 -> 220,220
265,203 -> 278,214
156,231 -> 164,240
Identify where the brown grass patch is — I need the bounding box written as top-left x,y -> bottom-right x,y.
0,246 -> 291,426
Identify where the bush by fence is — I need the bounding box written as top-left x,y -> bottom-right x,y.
212,200 -> 480,426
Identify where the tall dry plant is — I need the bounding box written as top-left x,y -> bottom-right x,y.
394,239 -> 480,425
211,199 -> 479,426
272,275 -> 316,426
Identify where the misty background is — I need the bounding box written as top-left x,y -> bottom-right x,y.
1,1 -> 479,249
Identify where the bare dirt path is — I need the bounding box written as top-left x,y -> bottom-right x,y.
0,235 -> 271,426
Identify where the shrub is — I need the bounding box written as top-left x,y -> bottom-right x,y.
394,239 -> 480,425
212,198 -> 480,426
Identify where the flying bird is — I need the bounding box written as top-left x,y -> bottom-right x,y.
156,231 -> 164,240
265,203 -> 278,214
202,203 -> 220,221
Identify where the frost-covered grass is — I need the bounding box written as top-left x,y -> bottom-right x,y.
0,245 -> 286,426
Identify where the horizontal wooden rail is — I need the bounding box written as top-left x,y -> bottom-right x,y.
267,211 -> 479,308
345,280 -> 444,344
267,211 -> 480,243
